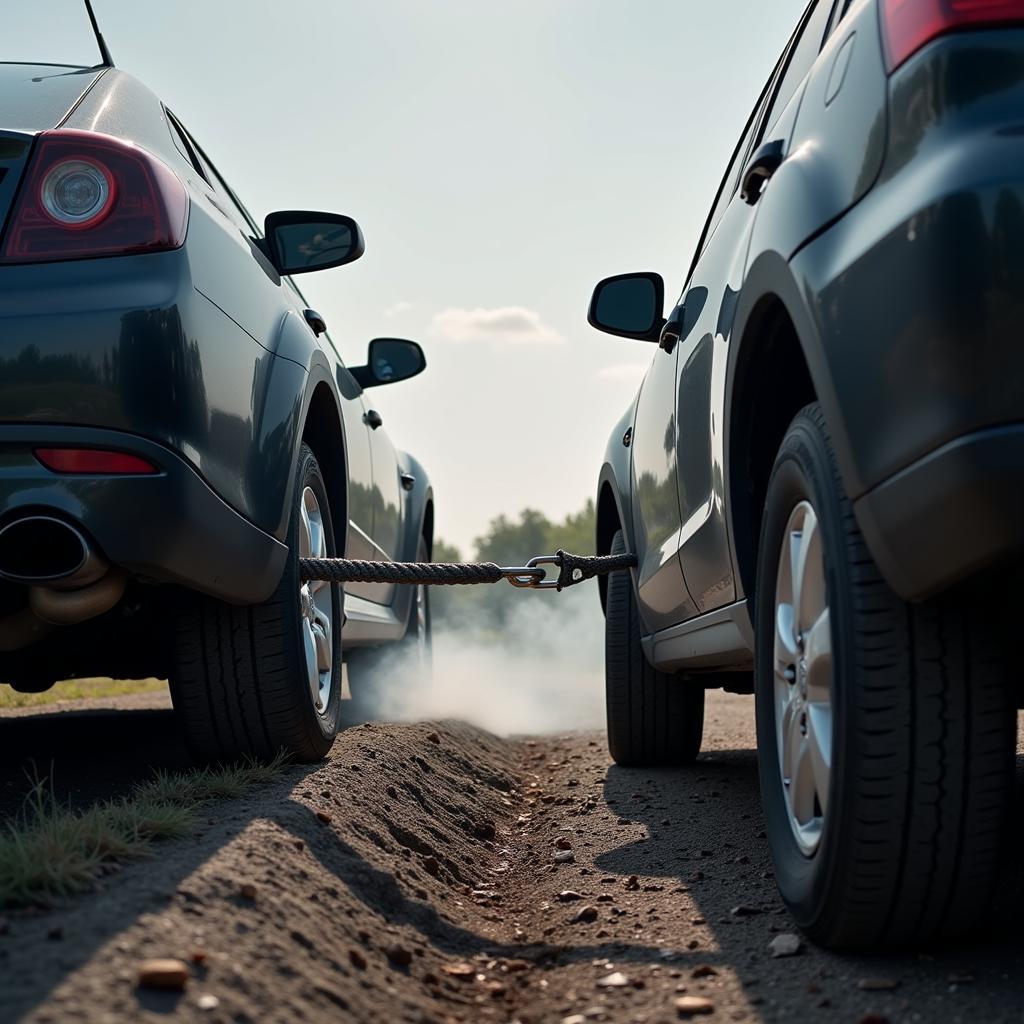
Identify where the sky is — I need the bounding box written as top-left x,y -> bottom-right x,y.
6,1 -> 805,553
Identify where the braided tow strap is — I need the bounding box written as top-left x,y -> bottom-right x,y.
298,551 -> 638,590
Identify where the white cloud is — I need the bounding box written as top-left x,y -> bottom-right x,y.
428,306 -> 563,345
384,300 -> 413,318
598,363 -> 649,385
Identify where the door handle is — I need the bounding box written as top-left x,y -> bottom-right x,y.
303,308 -> 327,336
659,305 -> 684,354
740,139 -> 786,205
364,409 -> 383,430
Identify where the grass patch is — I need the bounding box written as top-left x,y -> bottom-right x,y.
0,754 -> 287,908
0,677 -> 166,710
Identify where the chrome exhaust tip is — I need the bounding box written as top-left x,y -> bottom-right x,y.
0,515 -> 105,586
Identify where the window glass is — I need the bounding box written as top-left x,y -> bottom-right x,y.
761,0 -> 834,135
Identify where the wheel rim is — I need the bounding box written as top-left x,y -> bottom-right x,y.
773,500 -> 833,856
297,486 -> 334,715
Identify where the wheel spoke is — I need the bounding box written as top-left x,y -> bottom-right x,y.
775,602 -> 799,667
302,621 -> 320,707
780,698 -> 798,781
804,607 -> 832,703
298,498 -> 313,559
806,705 -> 832,815
793,508 -> 825,636
788,726 -> 816,825
312,609 -> 332,672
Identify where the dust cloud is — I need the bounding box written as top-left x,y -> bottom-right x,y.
346,587 -> 606,735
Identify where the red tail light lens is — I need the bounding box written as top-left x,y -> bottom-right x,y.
0,130 -> 188,264
34,448 -> 158,475
883,0 -> 1024,71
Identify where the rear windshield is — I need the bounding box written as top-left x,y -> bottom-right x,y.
3,0 -> 108,68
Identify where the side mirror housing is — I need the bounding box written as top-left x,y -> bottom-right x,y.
263,210 -> 365,276
350,338 -> 426,389
587,272 -> 665,342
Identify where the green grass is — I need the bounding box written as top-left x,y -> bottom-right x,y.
0,754 -> 287,908
0,677 -> 166,710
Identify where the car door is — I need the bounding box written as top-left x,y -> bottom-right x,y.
168,115 -> 382,598
671,0 -> 837,616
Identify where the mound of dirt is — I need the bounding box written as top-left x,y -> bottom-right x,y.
3,721 -> 522,1023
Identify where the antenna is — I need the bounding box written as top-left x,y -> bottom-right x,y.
83,0 -> 114,67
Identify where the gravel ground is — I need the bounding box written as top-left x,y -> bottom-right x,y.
1,691 -> 1023,1023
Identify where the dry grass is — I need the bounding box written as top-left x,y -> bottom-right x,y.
0,754 -> 287,908
0,678 -> 166,710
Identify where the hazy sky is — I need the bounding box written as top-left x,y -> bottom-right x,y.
8,1 -> 804,552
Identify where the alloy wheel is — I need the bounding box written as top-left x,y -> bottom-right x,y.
297,486 -> 334,714
773,500 -> 833,855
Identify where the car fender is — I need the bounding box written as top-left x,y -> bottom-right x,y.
596,399 -> 640,612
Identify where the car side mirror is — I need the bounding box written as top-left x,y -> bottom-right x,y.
350,338 -> 426,389
263,211 -> 365,276
587,272 -> 665,342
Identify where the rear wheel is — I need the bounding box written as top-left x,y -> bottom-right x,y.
170,443 -> 342,764
605,528 -> 704,765
755,404 -> 1016,948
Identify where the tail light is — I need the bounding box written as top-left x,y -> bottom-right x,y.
0,129 -> 188,264
34,448 -> 158,475
882,0 -> 1024,71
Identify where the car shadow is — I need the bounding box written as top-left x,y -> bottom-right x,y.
593,742 -> 1024,1018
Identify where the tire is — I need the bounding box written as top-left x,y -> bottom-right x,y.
170,443 -> 343,764
605,528 -> 705,766
755,403 -> 1016,949
345,534 -> 432,721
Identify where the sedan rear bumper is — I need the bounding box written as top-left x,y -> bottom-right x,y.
854,424 -> 1024,601
0,425 -> 288,604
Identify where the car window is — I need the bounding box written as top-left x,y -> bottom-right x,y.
761,0 -> 835,137
169,114 -> 261,237
165,109 -> 207,181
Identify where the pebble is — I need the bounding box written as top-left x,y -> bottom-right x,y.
442,961 -> 476,979
557,890 -> 584,902
562,1016 -> 587,1024
554,850 -> 576,864
385,945 -> 413,967
730,904 -> 761,917
349,949 -> 367,970
858,978 -> 900,991
690,965 -> 718,979
197,994 -> 219,1011
315,810 -> 332,824
573,906 -> 599,924
555,836 -> 573,850
138,958 -> 189,991
426,731 -> 441,744
239,883 -> 257,901
674,995 -> 715,1017
597,971 -> 630,988
769,933 -> 802,958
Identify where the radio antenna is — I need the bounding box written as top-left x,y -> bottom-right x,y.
83,0 -> 115,67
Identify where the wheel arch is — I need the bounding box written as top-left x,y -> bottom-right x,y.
301,376 -> 349,557
725,251 -> 848,602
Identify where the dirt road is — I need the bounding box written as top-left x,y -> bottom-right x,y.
2,692 -> 1024,1023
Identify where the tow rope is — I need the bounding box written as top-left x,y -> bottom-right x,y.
299,550 -> 636,592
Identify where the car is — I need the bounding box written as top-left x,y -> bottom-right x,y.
0,57 -> 434,763
587,0 -> 1024,949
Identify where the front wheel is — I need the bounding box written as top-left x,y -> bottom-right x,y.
170,443 -> 343,763
755,404 -> 1016,948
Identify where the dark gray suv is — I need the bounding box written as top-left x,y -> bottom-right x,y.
589,0 -> 1024,948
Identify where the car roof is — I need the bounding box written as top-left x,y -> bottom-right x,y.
0,62 -> 105,132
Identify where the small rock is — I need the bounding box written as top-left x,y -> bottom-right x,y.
624,875 -> 640,891
422,856 -> 440,876
426,731 -> 441,744
293,839 -> 305,852
239,883 -> 257,902
597,971 -> 630,988
675,995 -> 715,1017
730,904 -> 761,917
562,1016 -> 587,1024
555,836 -> 573,850
557,890 -> 584,902
197,994 -> 219,1011
687,940 -> 700,951
386,945 -> 413,967
554,850 -> 576,864
441,961 -> 476,979
690,964 -> 718,979
138,958 -> 189,991
573,906 -> 599,923
315,810 -> 332,824
769,933 -> 802,958
349,949 -> 367,970
858,978 -> 900,991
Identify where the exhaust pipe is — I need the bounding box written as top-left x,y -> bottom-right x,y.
0,516 -> 106,586
0,515 -> 126,637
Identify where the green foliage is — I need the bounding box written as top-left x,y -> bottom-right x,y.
432,500 -> 596,628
